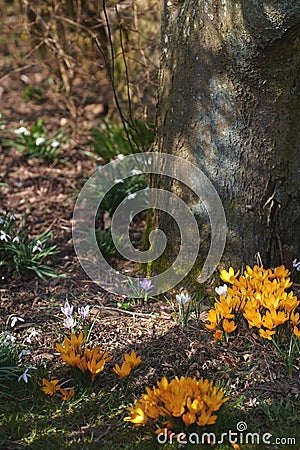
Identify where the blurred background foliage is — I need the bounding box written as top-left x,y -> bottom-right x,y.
0,0 -> 160,125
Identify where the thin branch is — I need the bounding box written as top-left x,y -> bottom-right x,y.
39,304 -> 172,320
115,5 -> 134,126
101,0 -> 137,154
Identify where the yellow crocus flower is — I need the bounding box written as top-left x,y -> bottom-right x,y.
262,312 -> 275,330
220,267 -> 240,284
187,397 -> 204,414
68,332 -> 85,352
293,326 -> 300,340
87,358 -> 106,382
59,388 -> 75,401
41,378 -> 60,396
124,400 -> 147,425
61,350 -> 82,367
215,300 -> 234,319
222,319 -> 237,333
124,350 -> 142,368
197,409 -> 217,426
290,311 -> 300,327
259,329 -> 276,340
213,330 -> 223,342
182,411 -> 197,426
243,308 -> 262,329
113,360 -> 132,379
270,310 -> 287,327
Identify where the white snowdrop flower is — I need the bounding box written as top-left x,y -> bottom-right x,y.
0,125 -> 5,130
8,214 -> 15,221
215,284 -> 228,297
35,137 -> 45,146
32,240 -> 42,253
32,245 -> 42,253
3,331 -> 16,344
14,126 -> 30,136
114,179 -> 124,184
51,141 -> 60,148
176,292 -> 191,305
25,329 -> 41,343
0,230 -> 10,242
18,366 -> 37,383
12,236 -> 20,243
10,316 -> 25,328
130,169 -> 143,176
18,368 -> 31,383
116,154 -> 125,160
293,259 -> 300,271
18,349 -> 31,359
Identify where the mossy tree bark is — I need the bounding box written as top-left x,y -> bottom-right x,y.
153,0 -> 300,270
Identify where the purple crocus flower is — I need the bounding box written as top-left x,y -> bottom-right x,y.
78,305 -> 90,321
139,278 -> 154,292
61,301 -> 74,317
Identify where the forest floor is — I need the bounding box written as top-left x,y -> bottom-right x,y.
0,11 -> 300,450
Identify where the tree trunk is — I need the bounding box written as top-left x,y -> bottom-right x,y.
154,0 -> 300,271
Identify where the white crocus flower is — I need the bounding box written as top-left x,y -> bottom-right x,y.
14,126 -> 30,136
63,316 -> 76,331
175,292 -> 191,305
35,137 -> 45,146
215,284 -> 228,297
